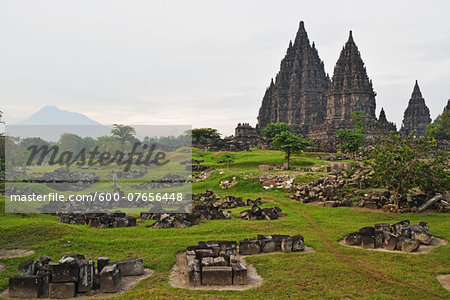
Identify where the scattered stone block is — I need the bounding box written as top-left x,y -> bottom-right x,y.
18,259 -> 35,276
201,266 -> 232,285
239,239 -> 260,255
281,237 -> 293,253
78,259 -> 95,292
97,257 -> 110,273
401,239 -> 420,253
48,262 -> 79,283
48,282 -> 76,299
9,275 -> 42,298
100,264 -> 121,293
344,232 -> 362,246
260,239 -> 277,253
110,257 -> 144,276
36,271 -> 50,298
410,224 -> 433,245
231,263 -> 248,285
374,231 -> 384,248
361,235 -> 375,249
383,233 -> 398,251
359,227 -> 375,236
292,235 -> 305,251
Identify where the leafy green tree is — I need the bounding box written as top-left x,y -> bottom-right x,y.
59,133 -> 83,153
96,136 -> 121,153
350,111 -> 366,133
337,111 -> 366,159
188,128 -> 220,144
364,133 -> 449,209
337,129 -> 365,159
111,124 -> 136,151
263,122 -> 290,138
20,137 -> 51,150
271,131 -> 313,169
427,110 -> 450,139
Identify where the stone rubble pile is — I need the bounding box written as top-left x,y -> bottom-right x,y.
240,205 -> 282,220
318,154 -> 350,161
110,168 -> 147,179
220,177 -> 237,189
344,220 -> 434,252
132,173 -> 186,189
59,211 -> 137,228
27,166 -> 99,192
290,171 -> 449,213
186,234 -> 306,286
8,254 -> 144,298
258,173 -> 295,189
141,191 -> 264,228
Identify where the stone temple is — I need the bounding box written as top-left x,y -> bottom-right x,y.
256,21 -> 329,136
248,21 -> 434,145
399,81 -> 431,137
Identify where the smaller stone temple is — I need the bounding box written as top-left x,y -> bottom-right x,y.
376,108 -> 397,134
400,81 -> 431,137
234,123 -> 257,139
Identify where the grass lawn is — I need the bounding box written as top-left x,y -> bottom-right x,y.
0,149 -> 449,299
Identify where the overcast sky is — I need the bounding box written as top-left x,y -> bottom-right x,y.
1,0 -> 449,136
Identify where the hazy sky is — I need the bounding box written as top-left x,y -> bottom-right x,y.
1,0 -> 449,136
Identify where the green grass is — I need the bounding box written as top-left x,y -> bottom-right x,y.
1,149 -> 449,299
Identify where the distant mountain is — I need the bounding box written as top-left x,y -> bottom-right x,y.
16,105 -> 102,125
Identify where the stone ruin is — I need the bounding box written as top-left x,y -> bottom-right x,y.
8,254 -> 144,298
240,205 -> 282,220
132,173 -> 186,189
59,211 -> 137,229
318,154 -> 350,161
27,166 -> 99,192
186,235 -> 305,286
290,171 -> 450,213
110,168 -> 148,179
400,81 -> 431,137
258,173 -> 295,189
344,220 -> 434,253
141,192 -> 264,228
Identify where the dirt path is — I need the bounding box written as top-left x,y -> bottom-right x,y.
437,274 -> 450,292
0,249 -> 35,258
0,262 -> 4,272
266,197 -> 446,298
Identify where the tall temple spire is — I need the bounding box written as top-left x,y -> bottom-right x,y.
257,21 -> 330,134
400,81 -> 431,137
323,30 -> 377,128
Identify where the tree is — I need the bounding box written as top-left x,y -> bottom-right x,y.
96,136 -> 121,153
271,131 -> 313,169
188,128 -> 220,144
336,111 -> 366,159
426,110 -> 450,140
337,129 -> 365,159
263,122 -> 290,138
364,133 -> 449,209
59,133 -> 83,153
111,124 -> 136,152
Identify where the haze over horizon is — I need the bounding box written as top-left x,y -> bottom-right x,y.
1,0 -> 449,136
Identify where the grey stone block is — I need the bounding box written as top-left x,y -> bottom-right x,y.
9,275 -> 42,299
100,264 -> 121,293
201,266 -> 232,285
110,257 -> 144,276
231,263 -> 248,285
48,282 -> 76,299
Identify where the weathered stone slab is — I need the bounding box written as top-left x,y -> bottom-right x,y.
359,227 -> 375,236
383,233 -> 398,251
374,231 -> 384,248
231,263 -> 248,285
260,239 -> 277,253
110,257 -> 144,276
201,266 -> 232,285
344,232 -> 362,246
239,239 -> 260,255
78,259 -> 95,292
281,237 -> 293,253
100,264 -> 121,293
48,262 -> 79,283
292,235 -> 305,251
9,275 -> 42,298
361,235 -> 375,249
18,259 -> 35,275
410,224 -> 433,245
401,239 -> 420,253
48,282 -> 76,299
97,257 -> 110,273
